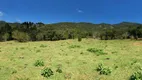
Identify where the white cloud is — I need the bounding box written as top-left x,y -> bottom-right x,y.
76,9 -> 84,13
16,18 -> 21,22
0,11 -> 3,16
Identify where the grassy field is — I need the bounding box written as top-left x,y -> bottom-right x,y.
0,39 -> 142,80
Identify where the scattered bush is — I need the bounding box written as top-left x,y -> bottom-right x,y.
34,60 -> 44,67
111,51 -> 117,54
36,50 -> 41,53
40,44 -> 47,48
12,70 -> 17,74
131,60 -> 137,65
69,45 -> 81,48
12,30 -> 30,42
130,71 -> 142,80
87,48 -> 107,56
114,66 -> 118,69
105,58 -> 110,60
56,68 -> 62,73
96,63 -> 112,75
41,68 -> 54,78
78,36 -> 82,42
15,48 -> 18,50
20,47 -> 25,50
100,67 -> 112,75
80,52 -> 84,54
2,33 -> 10,41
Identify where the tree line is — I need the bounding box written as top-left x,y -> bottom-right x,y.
0,21 -> 142,42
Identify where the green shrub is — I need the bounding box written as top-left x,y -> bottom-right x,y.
12,30 -> 30,42
80,52 -> 84,54
69,45 -> 81,48
78,36 -> 82,42
11,70 -> 17,74
130,71 -> 142,80
100,67 -> 111,75
41,68 -> 54,78
114,66 -> 118,69
20,47 -> 25,50
96,63 -> 104,71
15,48 -> 18,50
56,68 -> 62,73
131,60 -> 137,65
34,60 -> 44,67
2,33 -> 10,41
36,50 -> 41,53
87,48 -> 107,55
96,63 -> 112,75
40,44 -> 47,48
111,51 -> 117,54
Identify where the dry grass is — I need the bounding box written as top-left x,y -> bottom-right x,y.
0,39 -> 142,80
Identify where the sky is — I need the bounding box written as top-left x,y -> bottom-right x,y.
0,0 -> 142,24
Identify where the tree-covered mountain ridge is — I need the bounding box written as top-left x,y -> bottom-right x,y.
0,21 -> 142,42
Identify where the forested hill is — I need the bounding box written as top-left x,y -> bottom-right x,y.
0,21 -> 142,42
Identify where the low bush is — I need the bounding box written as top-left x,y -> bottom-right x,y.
111,51 -> 117,54
36,50 -> 41,53
56,68 -> 62,73
34,60 -> 44,67
41,68 -> 54,78
96,63 -> 112,75
40,44 -> 47,48
130,71 -> 142,80
69,45 -> 81,48
20,47 -> 25,50
87,48 -> 107,56
11,69 -> 17,74
78,36 -> 82,42
131,60 -> 137,65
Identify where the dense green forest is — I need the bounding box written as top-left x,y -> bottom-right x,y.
0,21 -> 142,42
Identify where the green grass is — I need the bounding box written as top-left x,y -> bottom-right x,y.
0,39 -> 142,80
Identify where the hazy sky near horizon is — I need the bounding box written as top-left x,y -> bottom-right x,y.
0,0 -> 142,24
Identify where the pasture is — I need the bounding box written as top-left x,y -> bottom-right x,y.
0,39 -> 142,80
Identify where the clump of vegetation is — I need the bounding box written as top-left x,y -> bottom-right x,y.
12,30 -> 30,42
11,69 -> 17,74
15,47 -> 18,50
36,50 -> 41,53
87,48 -> 107,56
78,35 -> 82,42
96,63 -> 112,75
20,47 -> 25,50
41,68 -> 54,78
80,52 -> 84,54
56,64 -> 62,73
34,60 -> 44,67
111,51 -> 117,54
114,65 -> 118,69
40,44 -> 47,48
130,71 -> 142,80
131,60 -> 137,65
105,57 -> 110,60
69,45 -> 81,48
56,68 -> 62,73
